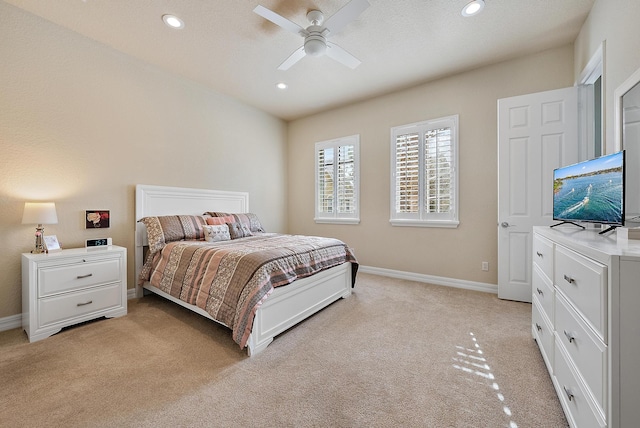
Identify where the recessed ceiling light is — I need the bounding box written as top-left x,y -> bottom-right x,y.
276,82 -> 288,90
461,0 -> 485,17
162,14 -> 184,29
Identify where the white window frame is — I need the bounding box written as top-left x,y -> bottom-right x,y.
315,135 -> 360,224
390,115 -> 459,228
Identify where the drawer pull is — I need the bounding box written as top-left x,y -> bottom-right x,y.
563,386 -> 574,401
563,330 -> 576,343
76,273 -> 93,279
535,323 -> 542,332
536,287 -> 543,296
77,300 -> 93,307
563,274 -> 575,284
536,251 -> 543,258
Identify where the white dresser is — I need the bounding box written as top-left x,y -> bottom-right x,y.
22,245 -> 127,342
532,226 -> 640,428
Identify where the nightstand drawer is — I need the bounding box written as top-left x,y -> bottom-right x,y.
555,292 -> 606,413
39,259 -> 121,297
554,245 -> 607,340
38,282 -> 122,327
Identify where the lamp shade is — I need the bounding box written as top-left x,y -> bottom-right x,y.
22,202 -> 58,225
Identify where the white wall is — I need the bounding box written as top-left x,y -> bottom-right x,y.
574,0 -> 640,217
575,0 -> 640,154
0,3 -> 287,318
287,46 -> 575,285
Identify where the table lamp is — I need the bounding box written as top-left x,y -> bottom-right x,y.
22,202 -> 58,253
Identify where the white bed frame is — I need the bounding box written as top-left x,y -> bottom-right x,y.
135,184 -> 353,356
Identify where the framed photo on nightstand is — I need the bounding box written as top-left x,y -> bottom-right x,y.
43,235 -> 61,252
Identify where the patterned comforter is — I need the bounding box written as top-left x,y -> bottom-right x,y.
139,233 -> 357,348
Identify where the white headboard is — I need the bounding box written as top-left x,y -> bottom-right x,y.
134,184 -> 249,295
135,184 -> 248,220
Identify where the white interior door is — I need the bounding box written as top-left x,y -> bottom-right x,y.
498,87 -> 579,302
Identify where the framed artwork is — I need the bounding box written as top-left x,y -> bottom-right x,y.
86,210 -> 110,228
43,235 -> 61,252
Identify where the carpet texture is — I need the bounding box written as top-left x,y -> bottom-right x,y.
0,273 -> 567,427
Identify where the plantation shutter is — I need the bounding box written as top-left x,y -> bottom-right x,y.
395,133 -> 420,214
317,147 -> 334,213
425,127 -> 452,214
315,135 -> 360,223
337,145 -> 356,213
390,115 -> 458,227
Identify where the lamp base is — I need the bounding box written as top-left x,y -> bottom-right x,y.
32,225 -> 45,254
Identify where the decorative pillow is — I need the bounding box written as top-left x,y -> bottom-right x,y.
205,212 -> 265,233
139,215 -> 207,254
205,215 -> 235,225
227,221 -> 253,239
203,224 -> 231,242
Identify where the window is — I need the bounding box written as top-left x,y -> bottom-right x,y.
390,115 -> 459,227
315,135 -> 360,224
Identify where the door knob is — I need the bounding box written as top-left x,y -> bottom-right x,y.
500,222 -> 514,228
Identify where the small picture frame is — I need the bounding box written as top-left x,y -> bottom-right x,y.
43,235 -> 61,252
85,210 -> 110,228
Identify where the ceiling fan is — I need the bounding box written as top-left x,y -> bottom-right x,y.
253,0 -> 370,70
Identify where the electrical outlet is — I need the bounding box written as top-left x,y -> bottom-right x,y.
481,261 -> 489,271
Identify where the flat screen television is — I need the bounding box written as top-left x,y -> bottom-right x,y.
552,150 -> 625,233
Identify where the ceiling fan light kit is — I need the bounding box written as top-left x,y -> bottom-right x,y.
254,0 -> 370,70
304,31 -> 327,57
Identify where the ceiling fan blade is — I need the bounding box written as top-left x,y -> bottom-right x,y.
253,5 -> 306,36
324,0 -> 370,36
326,42 -> 361,69
278,46 -> 307,71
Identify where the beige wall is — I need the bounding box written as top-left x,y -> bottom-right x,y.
4,1 -> 639,321
0,3 -> 287,318
574,0 -> 640,155
287,46 -> 575,285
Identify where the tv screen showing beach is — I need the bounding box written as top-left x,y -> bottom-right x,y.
553,151 -> 624,225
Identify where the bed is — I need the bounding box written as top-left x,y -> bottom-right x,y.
134,184 -> 357,356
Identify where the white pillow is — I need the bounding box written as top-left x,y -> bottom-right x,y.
203,224 -> 231,242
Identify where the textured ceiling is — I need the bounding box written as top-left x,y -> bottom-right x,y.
5,0 -> 595,120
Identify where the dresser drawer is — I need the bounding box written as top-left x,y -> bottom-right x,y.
554,245 -> 607,340
554,341 -> 606,428
533,233 -> 554,282
532,298 -> 554,373
38,282 -> 122,327
532,264 -> 554,323
38,258 -> 121,297
555,292 -> 607,413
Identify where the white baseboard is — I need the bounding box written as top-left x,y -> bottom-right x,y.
1,268 -> 497,333
0,314 -> 22,333
358,265 -> 498,294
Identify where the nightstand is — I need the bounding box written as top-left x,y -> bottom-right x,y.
22,245 -> 127,342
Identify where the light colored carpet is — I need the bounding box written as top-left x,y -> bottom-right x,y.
0,273 -> 567,427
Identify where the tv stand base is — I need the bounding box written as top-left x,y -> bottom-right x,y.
598,225 -> 618,235
550,221 -> 585,230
